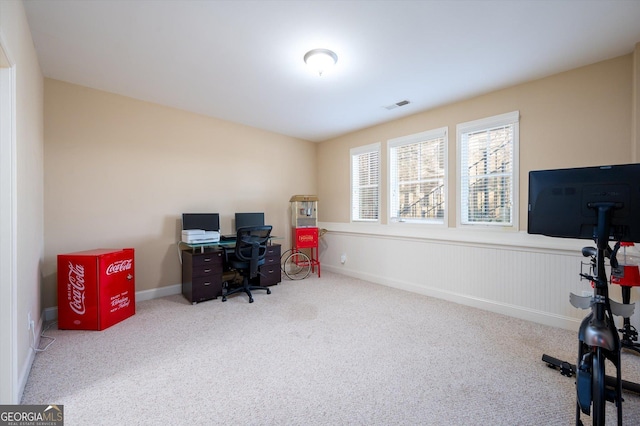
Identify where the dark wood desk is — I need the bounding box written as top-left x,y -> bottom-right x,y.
180,243 -> 281,304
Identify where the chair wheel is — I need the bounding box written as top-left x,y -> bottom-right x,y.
267,289 -> 271,294
249,297 -> 254,303
222,296 -> 227,302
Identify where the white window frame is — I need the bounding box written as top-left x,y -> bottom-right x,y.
350,142 -> 381,222
456,111 -> 519,229
388,127 -> 448,226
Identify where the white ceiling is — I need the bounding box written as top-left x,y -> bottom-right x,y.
23,0 -> 640,142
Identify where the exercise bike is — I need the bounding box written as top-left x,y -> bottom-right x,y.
528,164 -> 640,425
572,241 -> 632,424
545,204 -> 636,425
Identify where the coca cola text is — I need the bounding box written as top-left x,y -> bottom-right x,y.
67,262 -> 86,315
106,259 -> 133,275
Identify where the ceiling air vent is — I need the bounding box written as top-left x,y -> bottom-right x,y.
384,100 -> 410,110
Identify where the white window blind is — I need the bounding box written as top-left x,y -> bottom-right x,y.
389,128 -> 447,224
458,111 -> 519,227
351,143 -> 380,222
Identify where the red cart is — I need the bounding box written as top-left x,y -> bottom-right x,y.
282,195 -> 321,279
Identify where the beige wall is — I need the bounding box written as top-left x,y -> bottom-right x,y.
0,0 -> 44,403
318,54 -> 634,226
43,79 -> 317,309
316,53 -> 639,332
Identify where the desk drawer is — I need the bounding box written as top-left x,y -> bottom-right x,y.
192,262 -> 223,278
192,251 -> 223,267
182,249 -> 224,304
262,255 -> 279,268
191,276 -> 222,301
265,244 -> 281,258
259,244 -> 281,286
258,264 -> 281,286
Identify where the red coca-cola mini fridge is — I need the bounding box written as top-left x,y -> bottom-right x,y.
57,248 -> 135,330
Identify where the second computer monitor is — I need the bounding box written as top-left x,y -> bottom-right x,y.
235,212 -> 265,231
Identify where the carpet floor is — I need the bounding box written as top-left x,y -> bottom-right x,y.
22,271 -> 640,425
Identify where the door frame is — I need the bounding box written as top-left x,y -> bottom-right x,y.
0,29 -> 18,404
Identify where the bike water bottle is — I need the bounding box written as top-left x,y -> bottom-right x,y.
611,242 -> 640,287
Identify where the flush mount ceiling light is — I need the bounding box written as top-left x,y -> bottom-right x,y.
304,48 -> 338,76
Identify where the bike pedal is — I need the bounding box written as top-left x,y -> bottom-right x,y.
560,361 -> 574,377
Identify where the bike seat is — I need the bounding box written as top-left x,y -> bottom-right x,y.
582,246 -> 597,257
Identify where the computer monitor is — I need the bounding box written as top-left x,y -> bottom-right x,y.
235,212 -> 265,231
527,164 -> 640,242
182,213 -> 220,232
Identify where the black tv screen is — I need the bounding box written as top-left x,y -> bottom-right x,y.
182,213 -> 220,232
527,164 -> 640,242
235,212 -> 265,231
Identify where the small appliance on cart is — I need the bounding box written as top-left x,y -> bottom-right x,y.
282,195 -> 320,279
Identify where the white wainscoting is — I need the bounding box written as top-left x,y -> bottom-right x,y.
318,222 -> 640,333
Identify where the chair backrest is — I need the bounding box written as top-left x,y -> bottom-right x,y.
234,225 -> 273,278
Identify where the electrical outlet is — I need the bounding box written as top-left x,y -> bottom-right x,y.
27,311 -> 32,330
340,253 -> 347,264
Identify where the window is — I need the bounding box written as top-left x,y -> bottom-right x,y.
457,111 -> 519,228
389,128 -> 447,224
350,143 -> 380,222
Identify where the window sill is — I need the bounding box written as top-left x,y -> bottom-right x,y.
319,221 -> 585,254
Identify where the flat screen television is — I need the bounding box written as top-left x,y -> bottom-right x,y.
235,212 -> 265,231
182,213 -> 220,232
527,164 -> 640,243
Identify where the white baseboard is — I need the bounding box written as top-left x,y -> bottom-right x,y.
323,264 -> 582,332
135,283 -> 181,302
17,317 -> 43,403
43,283 -> 182,322
44,266 -> 583,332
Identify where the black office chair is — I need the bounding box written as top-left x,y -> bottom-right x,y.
222,225 -> 273,303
